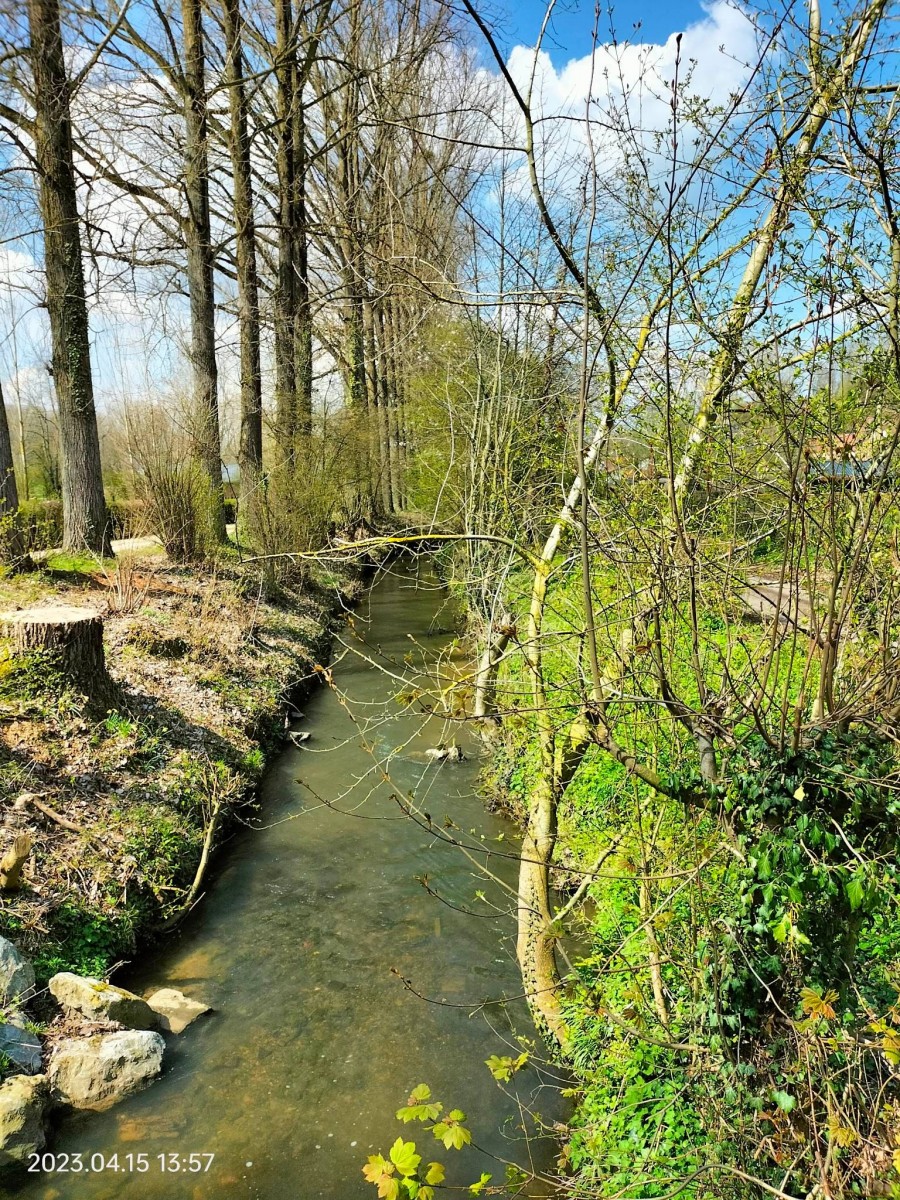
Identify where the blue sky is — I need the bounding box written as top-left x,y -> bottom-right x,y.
495,0 -> 714,64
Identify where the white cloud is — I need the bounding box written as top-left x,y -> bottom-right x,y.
500,1 -> 760,199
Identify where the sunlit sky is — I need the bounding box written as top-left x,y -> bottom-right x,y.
497,0 -> 715,62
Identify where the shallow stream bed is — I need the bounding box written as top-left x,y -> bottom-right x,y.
14,561 -> 560,1200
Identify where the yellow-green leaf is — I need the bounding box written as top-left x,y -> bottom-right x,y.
389,1138 -> 421,1178
425,1163 -> 445,1185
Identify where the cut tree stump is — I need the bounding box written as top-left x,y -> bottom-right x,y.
1,605 -> 113,699
0,832 -> 32,890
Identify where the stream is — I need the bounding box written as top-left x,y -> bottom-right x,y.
13,560 -> 561,1199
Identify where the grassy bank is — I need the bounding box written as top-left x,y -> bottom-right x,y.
475,556 -> 900,1197
0,547 -> 361,991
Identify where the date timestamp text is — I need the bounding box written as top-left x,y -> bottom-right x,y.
28,1152 -> 216,1174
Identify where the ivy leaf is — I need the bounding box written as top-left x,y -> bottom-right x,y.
389,1138 -> 421,1178
846,872 -> 866,912
470,1173 -> 493,1194
396,1084 -> 443,1123
772,1090 -> 796,1113
362,1155 -> 400,1200
425,1163 -> 445,1185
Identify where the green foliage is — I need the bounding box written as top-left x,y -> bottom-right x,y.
396,1084 -> 443,1123
363,1087 -> 479,1199
12,903 -> 135,982
563,1038 -> 710,1197
718,729 -> 900,1014
18,498 -> 62,552
484,1052 -> 528,1082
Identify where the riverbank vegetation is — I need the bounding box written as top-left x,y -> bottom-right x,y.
3,0 -> 900,1194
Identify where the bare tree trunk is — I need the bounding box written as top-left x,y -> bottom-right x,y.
273,0 -> 298,472
221,0 -> 263,528
360,292 -> 381,512
0,381 -> 30,568
375,299 -> 402,512
26,0 -> 110,555
294,90 -> 313,439
181,0 -> 225,542
387,296 -> 408,508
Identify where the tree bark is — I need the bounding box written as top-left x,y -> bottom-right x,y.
273,0 -> 298,472
0,833 -> 32,892
181,0 -> 225,542
221,0 -> 263,528
26,0 -> 111,556
2,605 -> 112,698
294,90 -> 313,440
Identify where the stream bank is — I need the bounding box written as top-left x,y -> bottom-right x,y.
0,549 -> 362,990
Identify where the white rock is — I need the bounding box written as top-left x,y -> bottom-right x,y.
48,1030 -> 165,1111
144,988 -> 211,1035
0,938 -> 35,1006
424,744 -> 465,762
49,973 -> 159,1030
0,1074 -> 47,1166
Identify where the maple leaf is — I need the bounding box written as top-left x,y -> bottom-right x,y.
397,1084 -> 443,1123
389,1137 -> 421,1178
362,1155 -> 400,1200
800,986 -> 837,1020
432,1110 -> 472,1151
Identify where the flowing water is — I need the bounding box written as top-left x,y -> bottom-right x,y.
13,561 -> 561,1200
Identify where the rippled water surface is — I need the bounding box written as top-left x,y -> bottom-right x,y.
13,562 -> 560,1200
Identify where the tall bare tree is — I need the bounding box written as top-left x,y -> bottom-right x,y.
25,0 -> 110,554
181,0 -> 225,541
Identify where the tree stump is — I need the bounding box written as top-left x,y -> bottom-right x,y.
2,605 -> 112,699
0,832 -> 31,891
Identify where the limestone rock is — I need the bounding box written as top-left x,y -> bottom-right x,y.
144,988 -> 210,1035
48,973 -> 159,1030
0,938 -> 35,1006
0,1074 -> 47,1167
48,1030 -> 165,1111
0,1021 -> 42,1074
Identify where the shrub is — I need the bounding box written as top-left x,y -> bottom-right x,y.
107,498 -> 150,539
141,462 -> 210,563
18,498 -> 62,551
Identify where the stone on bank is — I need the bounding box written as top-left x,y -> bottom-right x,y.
0,936 -> 35,1006
0,1074 -> 47,1166
49,972 -> 159,1029
48,1030 -> 165,1111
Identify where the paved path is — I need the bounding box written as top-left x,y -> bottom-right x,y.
742,575 -> 814,625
